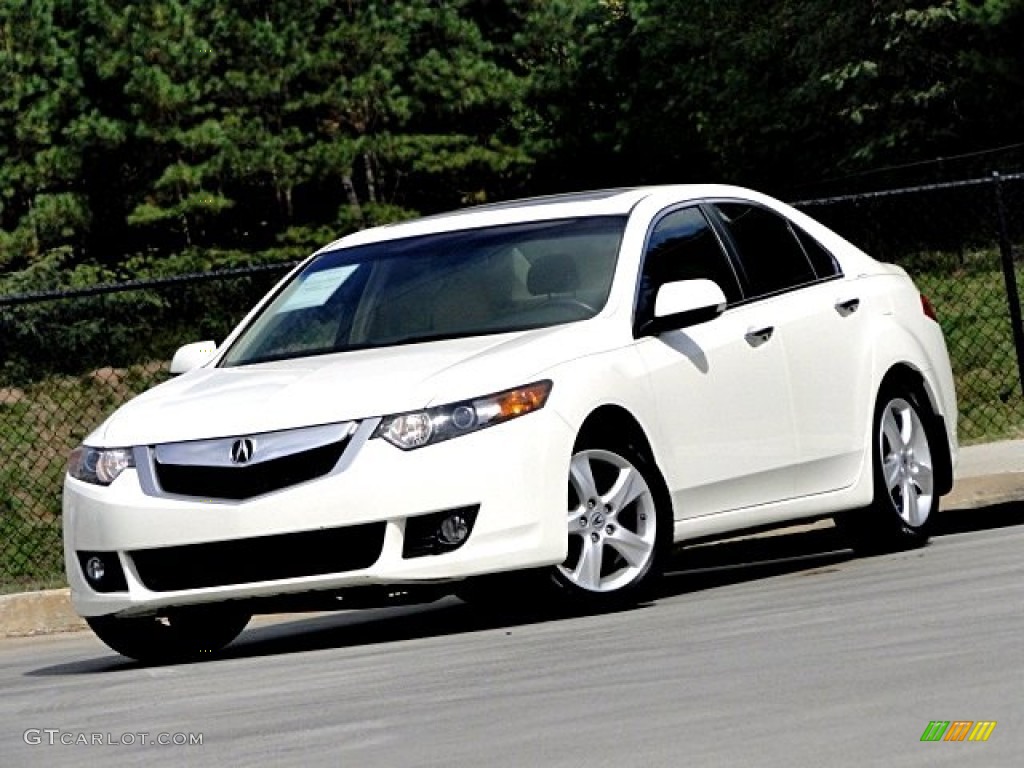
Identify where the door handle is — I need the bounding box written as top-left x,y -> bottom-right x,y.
744,326 -> 774,347
835,297 -> 860,316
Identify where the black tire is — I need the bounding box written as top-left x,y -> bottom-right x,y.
545,435 -> 672,608
838,385 -> 939,554
87,606 -> 250,663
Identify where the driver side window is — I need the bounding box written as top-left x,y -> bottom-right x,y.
637,206 -> 741,325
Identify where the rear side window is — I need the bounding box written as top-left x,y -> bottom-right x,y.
794,226 -> 841,279
712,203 -> 817,298
637,206 -> 742,323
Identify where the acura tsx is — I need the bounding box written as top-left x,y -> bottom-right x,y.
64,185 -> 958,661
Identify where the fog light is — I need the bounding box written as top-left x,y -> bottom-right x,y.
85,556 -> 106,582
77,551 -> 129,592
439,513 -> 470,545
402,505 -> 479,559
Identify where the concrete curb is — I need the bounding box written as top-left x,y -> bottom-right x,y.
941,472 -> 1024,510
3,469 -> 1022,640
0,588 -> 86,638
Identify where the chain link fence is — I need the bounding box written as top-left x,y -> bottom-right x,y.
1,265 -> 293,590
793,173 -> 1024,445
1,176 -> 1023,590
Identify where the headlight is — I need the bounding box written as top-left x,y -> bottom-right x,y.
68,446 -> 135,486
373,381 -> 552,450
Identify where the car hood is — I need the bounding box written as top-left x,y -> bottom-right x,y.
92,322 -> 617,446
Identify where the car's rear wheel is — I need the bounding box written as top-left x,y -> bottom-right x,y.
550,440 -> 670,605
87,606 -> 250,663
839,386 -> 938,553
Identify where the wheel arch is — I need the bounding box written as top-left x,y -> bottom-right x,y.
574,404 -> 676,516
876,363 -> 955,496
575,404 -> 655,458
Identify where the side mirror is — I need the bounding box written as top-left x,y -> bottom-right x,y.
169,341 -> 218,374
639,279 -> 727,336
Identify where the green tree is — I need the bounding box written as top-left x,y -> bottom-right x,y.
820,2 -> 966,167
0,0 -> 86,271
292,0 -> 533,223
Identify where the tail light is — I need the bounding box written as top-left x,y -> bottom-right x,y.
920,293 -> 939,322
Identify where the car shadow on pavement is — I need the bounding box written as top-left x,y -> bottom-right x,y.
660,526 -> 853,597
657,497 -> 1024,598
935,498 -> 1024,536
25,599 -> 583,676
26,498 -> 1024,676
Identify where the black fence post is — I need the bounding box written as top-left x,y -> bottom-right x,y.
993,172 -> 1024,398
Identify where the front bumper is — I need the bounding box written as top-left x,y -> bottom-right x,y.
63,411 -> 573,617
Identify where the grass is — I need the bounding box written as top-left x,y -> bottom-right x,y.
1,253 -> 1022,590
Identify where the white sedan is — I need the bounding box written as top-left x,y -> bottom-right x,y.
64,185 -> 958,661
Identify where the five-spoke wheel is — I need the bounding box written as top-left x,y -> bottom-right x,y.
878,396 -> 935,529
837,385 -> 939,553
551,441 -> 668,605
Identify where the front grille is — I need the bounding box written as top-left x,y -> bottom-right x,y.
130,523 -> 386,592
154,438 -> 350,500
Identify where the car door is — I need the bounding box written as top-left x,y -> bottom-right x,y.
634,205 -> 799,519
707,201 -> 868,496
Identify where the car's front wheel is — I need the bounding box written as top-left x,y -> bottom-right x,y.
839,386 -> 939,553
550,440 -> 670,606
87,606 -> 251,663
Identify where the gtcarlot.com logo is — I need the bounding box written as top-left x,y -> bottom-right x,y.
921,721 -> 997,742
23,729 -> 203,747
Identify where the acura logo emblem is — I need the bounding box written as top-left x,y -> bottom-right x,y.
230,438 -> 254,465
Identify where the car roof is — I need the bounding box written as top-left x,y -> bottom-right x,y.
315,184 -> 766,252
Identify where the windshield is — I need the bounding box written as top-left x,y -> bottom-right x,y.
221,217 -> 626,366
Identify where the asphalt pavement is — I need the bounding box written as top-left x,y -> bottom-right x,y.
2,493 -> 1023,767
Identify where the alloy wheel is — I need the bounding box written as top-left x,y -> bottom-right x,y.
878,397 -> 935,528
559,448 -> 658,593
